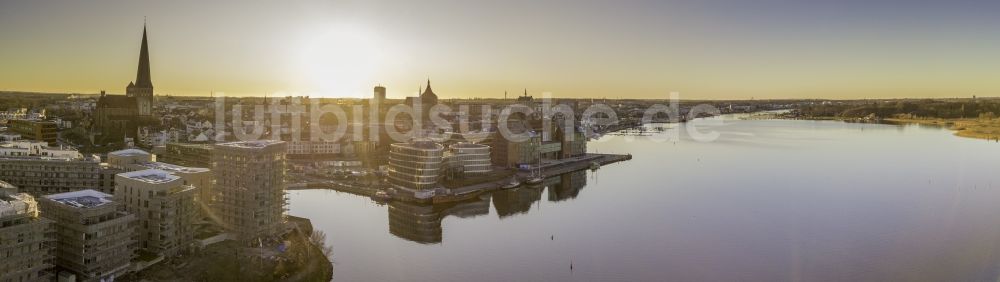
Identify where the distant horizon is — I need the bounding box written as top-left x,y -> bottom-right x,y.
1,89 -> 993,102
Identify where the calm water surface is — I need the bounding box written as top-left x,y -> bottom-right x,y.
288,118 -> 1000,281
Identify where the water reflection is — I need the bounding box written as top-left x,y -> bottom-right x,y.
547,169 -> 587,202
388,170 -> 587,243
388,196 -> 490,244
289,119 -> 1000,281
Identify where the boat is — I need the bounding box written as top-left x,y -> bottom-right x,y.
526,176 -> 544,185
589,161 -> 601,170
371,190 -> 392,202
526,141 -> 545,185
501,176 -> 521,189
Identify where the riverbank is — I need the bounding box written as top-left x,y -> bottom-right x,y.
127,217 -> 333,281
883,118 -> 1000,141
778,113 -> 1000,142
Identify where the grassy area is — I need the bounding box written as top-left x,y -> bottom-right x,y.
885,118 -> 1000,141
128,227 -> 333,281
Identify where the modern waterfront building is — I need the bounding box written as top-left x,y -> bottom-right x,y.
161,142 -> 214,168
115,169 -> 197,257
212,140 -> 287,242
446,143 -> 492,177
0,182 -> 55,282
7,119 -> 57,145
490,118 -> 587,168
387,140 -> 444,193
0,141 -> 103,196
39,190 -> 136,282
491,132 -> 541,168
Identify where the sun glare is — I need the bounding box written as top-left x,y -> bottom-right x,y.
298,25 -> 384,98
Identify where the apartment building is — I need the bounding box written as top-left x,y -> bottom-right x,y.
39,190 -> 136,282
0,181 -> 55,282
115,169 -> 197,257
0,141 -> 103,196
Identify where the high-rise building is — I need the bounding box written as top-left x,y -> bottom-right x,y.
387,140 -> 444,194
39,190 -> 136,282
0,181 -> 55,281
115,169 -> 197,257
212,140 -> 287,242
0,141 -> 104,196
374,85 -> 386,105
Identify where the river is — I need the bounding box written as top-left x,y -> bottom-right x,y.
288,117 -> 1000,281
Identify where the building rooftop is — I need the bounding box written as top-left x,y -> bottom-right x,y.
0,192 -> 37,218
215,140 -> 284,149
109,148 -> 152,157
395,140 -> 444,151
0,180 -> 14,190
137,161 -> 209,173
118,169 -> 181,184
450,143 -> 489,149
43,189 -> 114,209
167,142 -> 214,149
0,141 -> 85,160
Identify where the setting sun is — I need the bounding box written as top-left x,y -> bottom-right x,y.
297,25 -> 386,98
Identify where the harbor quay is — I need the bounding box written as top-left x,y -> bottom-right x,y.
291,152 -> 631,204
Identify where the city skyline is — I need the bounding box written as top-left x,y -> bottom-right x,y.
2,0 -> 1000,99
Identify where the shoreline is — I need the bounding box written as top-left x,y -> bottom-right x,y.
883,118 -> 1000,141
779,115 -> 1000,142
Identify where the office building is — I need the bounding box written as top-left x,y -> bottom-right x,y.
7,119 -> 57,145
387,140 -> 444,192
446,143 -> 491,177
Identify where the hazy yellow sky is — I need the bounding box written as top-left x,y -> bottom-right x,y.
2,0 -> 999,99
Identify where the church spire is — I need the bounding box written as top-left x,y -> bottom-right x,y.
423,79 -> 433,95
134,23 -> 152,88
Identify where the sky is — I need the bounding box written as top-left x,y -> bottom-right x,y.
1,0 -> 999,99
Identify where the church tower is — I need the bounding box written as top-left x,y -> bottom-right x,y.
126,24 -> 154,116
